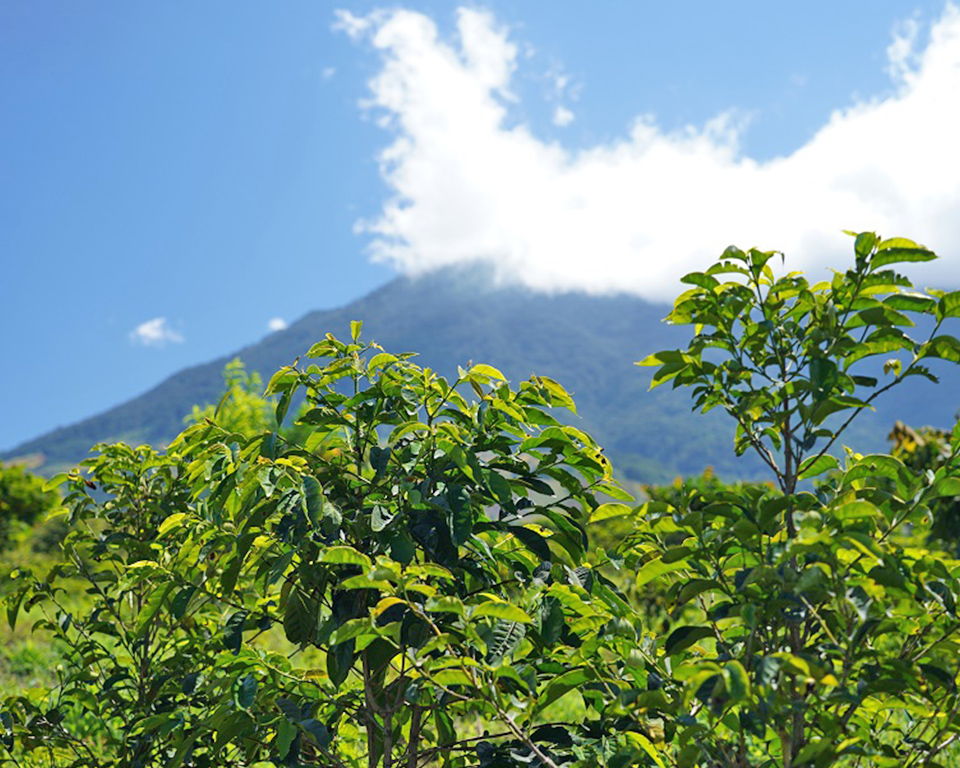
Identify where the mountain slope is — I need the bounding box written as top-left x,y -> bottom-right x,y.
6,266 -> 960,482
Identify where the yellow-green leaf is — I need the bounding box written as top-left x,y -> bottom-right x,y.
158,513 -> 187,537
319,546 -> 372,569
472,601 -> 532,623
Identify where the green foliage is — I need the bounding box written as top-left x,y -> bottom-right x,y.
4,270 -> 802,485
642,468 -> 774,512
186,357 -> 312,446
185,358 -> 277,436
2,329 -> 651,768
889,420 -> 960,548
630,233 -> 960,766
0,462 -> 61,551
8,233 -> 960,768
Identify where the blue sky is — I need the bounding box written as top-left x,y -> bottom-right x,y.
3,1 -> 959,450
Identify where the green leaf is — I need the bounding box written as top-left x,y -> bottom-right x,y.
300,718 -> 332,748
469,364 -> 506,380
222,610 -> 249,654
369,445 -> 391,479
485,470 -> 513,508
664,625 -> 713,655
136,582 -> 174,637
877,236 -> 919,250
681,272 -> 719,290
536,376 -> 577,413
158,512 -> 187,537
833,500 -> 880,521
843,338 -> 913,369
425,596 -> 464,616
265,366 -> 298,395
636,349 -> 687,367
635,556 -> 687,588
5,592 -> 25,632
595,481 -> 634,501
510,525 -> 552,562
871,246 -> 936,270
446,484 -> 472,546
920,335 -> 960,363
275,388 -> 293,426
350,319 -> 363,342
234,674 -> 258,710
267,551 -> 295,586
284,591 -> 312,646
625,732 -> 667,768
676,579 -> 724,607
370,504 -> 394,533
539,596 -> 564,645
170,586 -> 196,621
536,668 -> 591,713
41,473 -> 70,492
221,532 -> 256,597
722,661 -> 750,701
854,232 -> 879,260
487,620 -> 526,663
329,618 -> 374,646
388,534 -> 416,565
276,718 -> 296,760
885,293 -> 937,314
589,502 -> 632,523
937,291 -> 960,319
798,454 -> 839,480
303,476 -> 323,529
472,601 -> 533,624
319,546 -> 372,569
327,639 -> 354,688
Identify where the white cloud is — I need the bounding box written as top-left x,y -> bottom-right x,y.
129,317 -> 183,348
887,16 -> 921,82
322,66 -> 337,80
552,105 -> 574,127
342,5 -> 960,299
268,317 -> 288,332
332,9 -> 377,40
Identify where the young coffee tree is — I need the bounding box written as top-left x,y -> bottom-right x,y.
888,420 -> 960,549
2,326 -> 658,768
632,233 -> 960,767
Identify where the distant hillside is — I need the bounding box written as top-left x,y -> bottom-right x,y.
6,266 -> 960,483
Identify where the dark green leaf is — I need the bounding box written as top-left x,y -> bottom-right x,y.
327,638 -> 354,688
487,620 -> 526,663
222,610 -> 248,654
234,674 -> 258,710
664,625 -> 713,656
303,476 -> 323,529
446,484 -> 472,546
510,525 -> 551,562
170,586 -> 197,621
283,591 -> 312,646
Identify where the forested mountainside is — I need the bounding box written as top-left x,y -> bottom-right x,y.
6,265 -> 958,482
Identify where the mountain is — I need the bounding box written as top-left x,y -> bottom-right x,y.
5,266 -> 960,483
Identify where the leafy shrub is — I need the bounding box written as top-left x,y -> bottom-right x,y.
0,462 -> 61,552
633,233 -> 960,766
2,326 -> 646,768
889,419 -> 960,549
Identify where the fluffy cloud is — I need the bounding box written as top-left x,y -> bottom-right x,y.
343,5 -> 960,299
552,106 -> 575,127
267,317 -> 288,332
128,317 -> 183,348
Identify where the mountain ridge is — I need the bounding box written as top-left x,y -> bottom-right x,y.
6,265 -> 959,483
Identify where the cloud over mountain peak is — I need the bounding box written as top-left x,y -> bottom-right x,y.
342,4 -> 960,298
